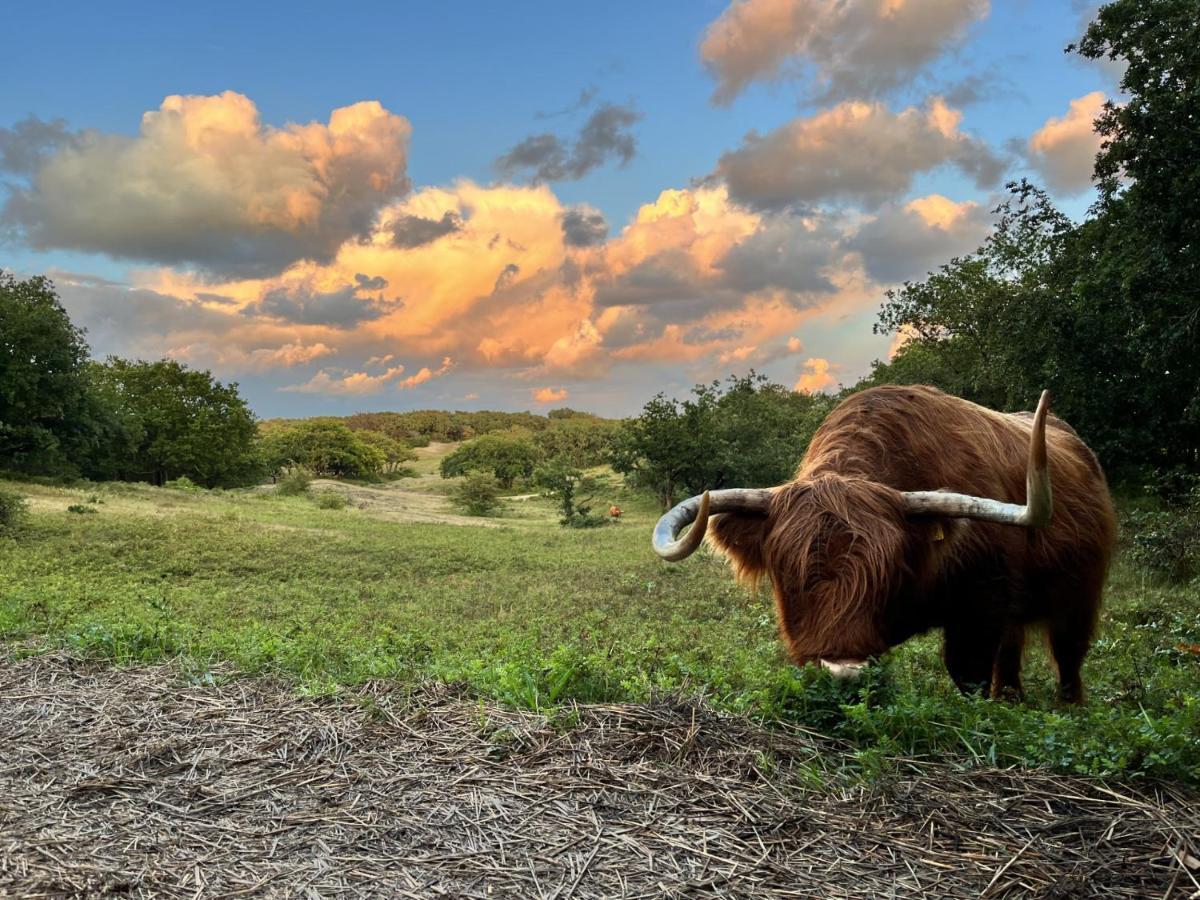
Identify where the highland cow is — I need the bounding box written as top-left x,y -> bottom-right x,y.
652,385 -> 1116,703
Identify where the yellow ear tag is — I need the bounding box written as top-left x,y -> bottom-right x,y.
932,523 -> 945,542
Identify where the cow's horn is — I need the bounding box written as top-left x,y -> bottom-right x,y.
901,390 -> 1053,528
653,488 -> 773,561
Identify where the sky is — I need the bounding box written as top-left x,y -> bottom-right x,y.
0,0 -> 1120,418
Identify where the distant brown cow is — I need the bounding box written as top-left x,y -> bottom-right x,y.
652,386 -> 1116,703
609,505 -> 623,519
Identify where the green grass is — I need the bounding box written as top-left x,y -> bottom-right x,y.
1,471 -> 1197,784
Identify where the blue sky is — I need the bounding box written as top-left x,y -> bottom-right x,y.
1,1 -> 1116,417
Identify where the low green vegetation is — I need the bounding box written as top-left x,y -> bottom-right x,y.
451,472 -> 502,516
0,470 -> 1196,784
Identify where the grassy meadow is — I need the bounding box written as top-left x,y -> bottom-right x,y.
1,443 -> 1198,785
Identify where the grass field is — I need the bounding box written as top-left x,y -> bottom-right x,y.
2,449 -> 1198,785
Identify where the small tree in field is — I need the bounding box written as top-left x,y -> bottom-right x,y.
535,458 -> 606,528
452,472 -> 502,516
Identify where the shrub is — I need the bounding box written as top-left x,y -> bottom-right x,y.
276,469 -> 313,497
1124,496 -> 1200,584
535,458 -> 608,528
0,485 -> 28,531
314,491 -> 349,510
165,476 -> 202,491
66,504 -> 97,515
452,472 -> 501,516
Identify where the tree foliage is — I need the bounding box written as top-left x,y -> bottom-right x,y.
870,0 -> 1200,477
261,420 -> 387,479
88,359 -> 261,487
535,457 -> 607,527
0,273 -> 94,473
439,433 -> 541,488
451,471 -> 502,516
610,373 -> 835,508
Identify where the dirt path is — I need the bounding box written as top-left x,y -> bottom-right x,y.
1,654 -> 1197,898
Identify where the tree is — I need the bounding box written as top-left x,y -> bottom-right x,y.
439,433 -> 541,488
90,359 -> 261,487
533,417 -> 617,468
872,182 -> 1073,414
0,273 -> 93,473
260,420 -> 386,479
451,472 -> 502,516
611,373 -> 834,508
535,457 -> 606,527
354,429 -> 417,475
1070,0 -> 1200,472
870,1 -> 1200,477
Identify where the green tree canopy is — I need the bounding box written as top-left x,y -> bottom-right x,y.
610,373 -> 835,508
870,0 -> 1200,478
89,358 -> 261,487
0,272 -> 93,472
261,420 -> 387,479
439,433 -> 541,488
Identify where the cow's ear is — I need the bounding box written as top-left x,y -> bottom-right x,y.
708,512 -> 771,590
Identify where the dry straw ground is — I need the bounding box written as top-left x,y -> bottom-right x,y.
2,654 -> 1198,898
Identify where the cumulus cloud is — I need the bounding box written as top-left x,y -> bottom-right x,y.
495,102 -> 641,183
561,205 -> 609,246
532,387 -> 569,403
3,92 -> 411,277
390,210 -> 462,248
700,0 -> 990,105
847,194 -> 992,283
1027,92 -> 1106,195
129,179 -> 885,398
0,115 -> 79,175
716,98 -> 1005,211
794,357 -> 837,393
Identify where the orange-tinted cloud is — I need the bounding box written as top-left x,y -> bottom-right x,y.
794,357 -> 837,393
532,387 -> 569,403
282,356 -> 452,396
1027,91 -> 1106,195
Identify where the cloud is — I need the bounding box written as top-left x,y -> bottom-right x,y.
354,273 -> 388,291
794,357 -> 837,393
535,87 -> 599,119
390,210 -> 462,248
1027,92 -> 1105,195
242,282 -> 400,327
128,179 -> 886,397
716,98 -> 1005,211
0,115 -> 79,175
700,0 -> 990,105
533,387 -> 569,403
282,357 -> 451,395
168,340 -> 337,372
561,205 -> 609,246
3,92 -> 411,277
495,102 -> 641,182
846,194 -> 992,283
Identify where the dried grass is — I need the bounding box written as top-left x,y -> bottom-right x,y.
1,653 -> 1197,898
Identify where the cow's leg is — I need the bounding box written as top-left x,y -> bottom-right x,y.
990,624 -> 1025,701
1046,573 -> 1103,705
942,620 -> 1003,696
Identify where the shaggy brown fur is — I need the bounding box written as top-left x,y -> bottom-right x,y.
708,385 -> 1117,703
